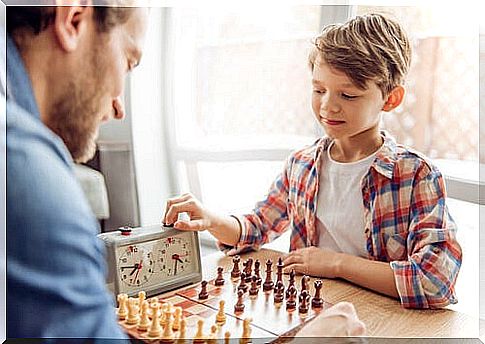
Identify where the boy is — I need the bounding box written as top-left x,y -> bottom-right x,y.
163,13 -> 462,309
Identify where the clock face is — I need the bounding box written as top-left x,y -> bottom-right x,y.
115,231 -> 197,294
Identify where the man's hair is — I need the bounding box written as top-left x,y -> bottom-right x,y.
7,5 -> 134,36
308,13 -> 411,96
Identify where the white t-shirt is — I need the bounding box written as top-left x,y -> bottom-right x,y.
316,142 -> 380,257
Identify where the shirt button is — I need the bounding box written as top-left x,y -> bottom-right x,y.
432,247 -> 440,254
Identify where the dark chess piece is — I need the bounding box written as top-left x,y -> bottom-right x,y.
311,280 -> 324,309
301,275 -> 309,293
286,269 -> 296,299
238,272 -> 248,293
249,275 -> 259,296
298,290 -> 310,314
214,266 -> 225,286
285,285 -> 297,311
244,258 -> 253,283
234,289 -> 245,313
198,280 -> 209,300
263,259 -> 274,292
276,257 -> 283,285
231,255 -> 241,279
273,280 -> 284,304
254,259 -> 262,285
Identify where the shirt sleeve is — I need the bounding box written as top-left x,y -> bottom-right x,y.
7,130 -> 127,339
217,156 -> 292,255
389,166 -> 462,309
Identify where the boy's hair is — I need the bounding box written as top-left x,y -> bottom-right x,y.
309,13 -> 411,97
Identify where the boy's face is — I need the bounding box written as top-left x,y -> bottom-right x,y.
311,56 -> 387,142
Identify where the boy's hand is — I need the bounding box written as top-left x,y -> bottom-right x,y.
163,193 -> 214,231
282,246 -> 344,278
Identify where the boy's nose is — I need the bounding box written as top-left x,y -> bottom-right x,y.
321,94 -> 340,114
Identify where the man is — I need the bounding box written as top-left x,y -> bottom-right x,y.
6,2 -> 147,338
5,2 -> 365,340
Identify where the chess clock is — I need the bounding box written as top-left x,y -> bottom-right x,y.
98,225 -> 202,297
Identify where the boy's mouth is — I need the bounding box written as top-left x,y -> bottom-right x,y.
322,118 -> 345,126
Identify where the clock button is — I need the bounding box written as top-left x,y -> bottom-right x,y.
119,226 -> 132,236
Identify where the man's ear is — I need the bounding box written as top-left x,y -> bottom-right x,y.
382,86 -> 405,112
53,1 -> 93,52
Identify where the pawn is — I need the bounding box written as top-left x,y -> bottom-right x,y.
234,289 -> 245,313
215,266 -> 225,286
312,280 -> 324,309
193,319 -> 205,343
238,272 -> 248,293
198,280 -> 209,300
216,300 -> 226,324
298,290 -> 310,315
207,324 -> 218,344
126,297 -> 140,325
116,293 -> 128,320
231,255 -> 241,279
240,317 -> 252,343
286,285 -> 297,312
172,306 -> 182,331
161,311 -> 175,342
137,301 -> 150,331
224,331 -> 231,344
176,317 -> 187,344
148,303 -> 162,337
273,280 -> 284,304
248,275 -> 259,297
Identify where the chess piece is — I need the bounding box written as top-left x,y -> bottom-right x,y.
238,272 -> 248,293
216,300 -> 226,324
160,303 -> 169,327
148,303 -> 162,337
207,325 -> 218,344
198,280 -> 209,300
161,310 -> 175,342
126,297 -> 140,325
138,301 -> 150,331
273,280 -> 284,304
138,291 -> 146,307
116,293 -> 128,320
215,266 -> 225,286
311,280 -> 324,309
172,307 -> 182,331
298,290 -> 310,315
301,275 -> 309,292
234,289 -> 245,313
254,259 -> 262,285
263,259 -> 274,292
176,317 -> 187,344
224,331 -> 231,344
193,319 -> 205,343
244,258 -> 253,282
249,275 -> 259,296
276,257 -> 284,287
286,285 -> 297,311
286,269 -> 295,299
239,317 -> 252,344
231,255 -> 241,279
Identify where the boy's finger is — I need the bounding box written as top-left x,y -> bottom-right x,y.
174,219 -> 206,232
163,194 -> 193,223
164,199 -> 199,225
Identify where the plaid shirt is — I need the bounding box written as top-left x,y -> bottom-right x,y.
219,132 -> 462,309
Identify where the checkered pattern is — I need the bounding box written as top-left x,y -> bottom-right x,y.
218,131 -> 462,309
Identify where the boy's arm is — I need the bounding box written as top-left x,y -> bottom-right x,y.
389,166 -> 462,308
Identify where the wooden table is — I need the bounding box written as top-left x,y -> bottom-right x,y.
200,248 -> 483,339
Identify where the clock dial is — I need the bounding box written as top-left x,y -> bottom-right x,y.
156,235 -> 193,277
118,243 -> 155,287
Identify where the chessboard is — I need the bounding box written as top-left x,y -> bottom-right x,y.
116,255 -> 333,342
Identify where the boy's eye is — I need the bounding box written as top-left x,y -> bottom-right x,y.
313,89 -> 325,94
342,93 -> 358,100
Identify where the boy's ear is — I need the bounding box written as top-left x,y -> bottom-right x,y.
382,86 -> 405,112
53,1 -> 93,53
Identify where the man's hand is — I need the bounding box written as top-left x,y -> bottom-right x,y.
282,246 -> 344,278
297,302 -> 366,338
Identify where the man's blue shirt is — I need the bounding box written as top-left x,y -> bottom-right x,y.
6,35 -> 126,339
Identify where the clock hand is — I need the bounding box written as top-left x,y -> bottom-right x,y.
174,258 -> 178,276
129,263 -> 139,276
120,265 -> 137,270
133,260 -> 143,283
